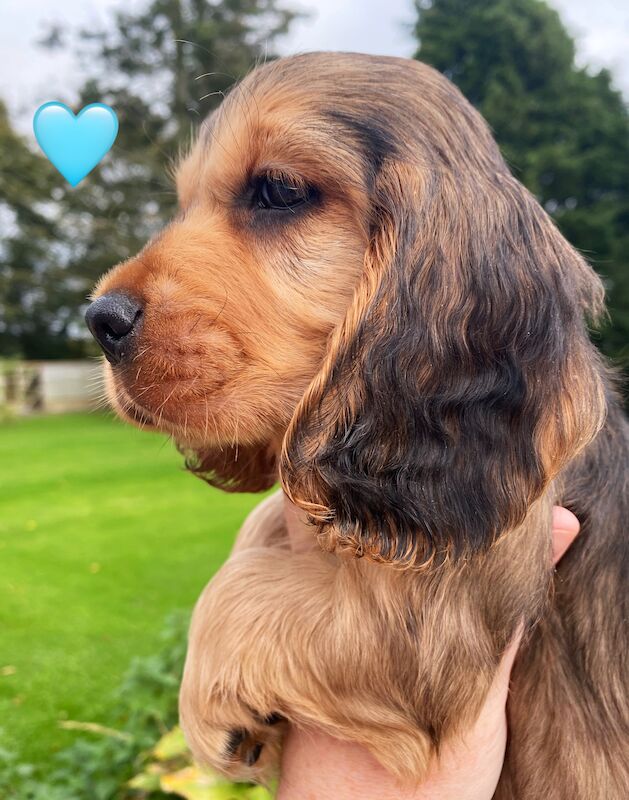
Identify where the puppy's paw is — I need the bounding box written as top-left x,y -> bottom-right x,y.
179,552 -> 291,782
181,695 -> 286,783
223,713 -> 285,775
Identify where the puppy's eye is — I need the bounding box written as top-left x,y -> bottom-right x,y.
254,174 -> 313,211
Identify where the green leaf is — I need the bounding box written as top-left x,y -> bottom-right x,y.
244,785 -> 275,800
159,765 -> 249,800
153,725 -> 189,761
128,763 -> 163,791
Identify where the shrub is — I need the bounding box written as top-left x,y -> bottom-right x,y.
0,612 -> 273,800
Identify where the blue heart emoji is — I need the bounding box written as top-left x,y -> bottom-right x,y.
33,102 -> 119,187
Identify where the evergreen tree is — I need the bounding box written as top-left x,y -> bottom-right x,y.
0,101 -> 87,358
414,0 -> 629,386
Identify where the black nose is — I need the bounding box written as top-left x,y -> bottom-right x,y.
85,292 -> 143,364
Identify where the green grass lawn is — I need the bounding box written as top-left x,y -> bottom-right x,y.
0,411 -> 263,767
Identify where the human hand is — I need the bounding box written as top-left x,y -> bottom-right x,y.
278,503 -> 580,800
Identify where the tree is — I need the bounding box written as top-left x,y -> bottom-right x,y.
0,0 -> 298,359
0,102 -> 89,358
413,0 -> 629,388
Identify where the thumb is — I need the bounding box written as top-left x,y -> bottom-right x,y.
551,506 -> 580,565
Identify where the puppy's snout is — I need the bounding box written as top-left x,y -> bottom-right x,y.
85,292 -> 143,365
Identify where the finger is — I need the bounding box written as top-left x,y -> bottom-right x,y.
487,510 -> 580,723
551,506 -> 580,565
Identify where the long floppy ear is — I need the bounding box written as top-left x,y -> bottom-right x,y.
280,161 -> 607,564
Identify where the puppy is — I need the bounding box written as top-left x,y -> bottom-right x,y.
86,53 -> 629,799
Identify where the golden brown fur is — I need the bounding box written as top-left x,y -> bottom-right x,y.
90,54 -> 628,798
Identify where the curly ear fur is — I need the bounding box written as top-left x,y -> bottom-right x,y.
281,153 -> 607,564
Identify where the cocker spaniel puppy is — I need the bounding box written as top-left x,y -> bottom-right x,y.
86,53 -> 628,799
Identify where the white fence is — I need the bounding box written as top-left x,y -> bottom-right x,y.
0,360 -> 105,415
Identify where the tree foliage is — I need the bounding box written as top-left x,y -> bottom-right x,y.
0,102 -> 86,358
414,0 -> 629,384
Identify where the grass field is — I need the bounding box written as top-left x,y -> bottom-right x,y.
0,412 -> 263,767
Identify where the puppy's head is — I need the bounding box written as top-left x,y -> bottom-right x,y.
89,53 -> 606,557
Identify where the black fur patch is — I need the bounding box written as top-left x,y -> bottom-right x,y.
326,110 -> 397,186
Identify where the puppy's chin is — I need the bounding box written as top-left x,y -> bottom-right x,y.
104,374 -> 195,444
112,390 -> 159,432
104,361 -> 224,442
108,380 -> 219,447
105,369 -> 281,492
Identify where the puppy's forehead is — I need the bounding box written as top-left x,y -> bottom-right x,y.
177,54 -> 419,204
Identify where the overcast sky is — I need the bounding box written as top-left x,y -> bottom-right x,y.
1,0 -> 628,134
